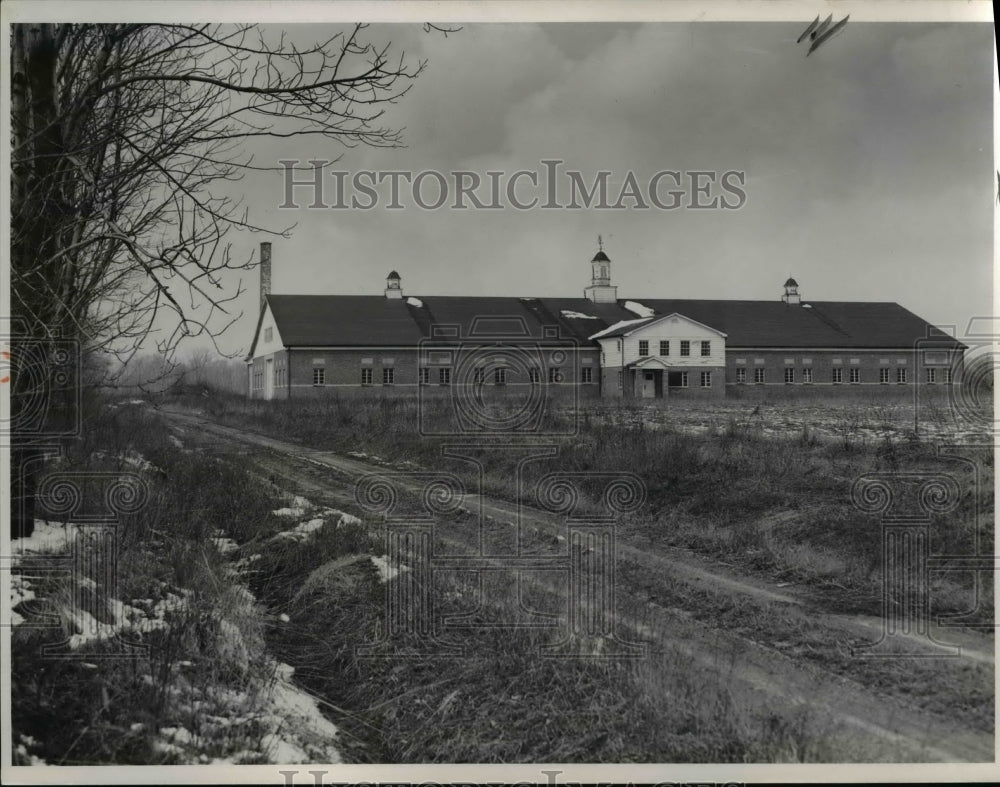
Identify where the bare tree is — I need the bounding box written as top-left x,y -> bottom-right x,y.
9,22 -> 432,536
11,23 -> 425,360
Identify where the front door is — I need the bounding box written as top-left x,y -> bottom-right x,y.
641,370 -> 656,399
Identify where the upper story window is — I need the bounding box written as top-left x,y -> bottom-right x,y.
263,327 -> 273,343
361,368 -> 373,385
419,368 -> 430,385
383,368 -> 395,385
701,340 -> 711,357
494,367 -> 506,385
313,367 -> 325,385
638,340 -> 649,357
439,367 -> 451,385
680,340 -> 691,357
659,341 -> 669,356
581,367 -> 593,384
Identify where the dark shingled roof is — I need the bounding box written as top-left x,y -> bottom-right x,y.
591,251 -> 611,262
265,295 -> 424,346
387,270 -> 401,280
636,299 -> 964,349
784,277 -> 799,287
251,294 -> 964,353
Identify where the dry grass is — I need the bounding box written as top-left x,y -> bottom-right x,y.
11,399 -> 296,765
174,388 -> 993,619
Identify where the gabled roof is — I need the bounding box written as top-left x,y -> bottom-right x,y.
590,312 -> 728,341
637,299 -> 965,349
253,294 -> 964,352
265,295 -> 425,346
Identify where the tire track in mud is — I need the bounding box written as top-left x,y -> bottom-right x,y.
162,408 -> 995,762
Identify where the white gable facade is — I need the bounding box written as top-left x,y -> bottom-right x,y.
248,302 -> 287,400
593,313 -> 727,399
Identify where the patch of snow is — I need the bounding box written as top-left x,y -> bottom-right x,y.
561,310 -> 600,319
370,555 -> 409,583
623,300 -> 655,318
347,451 -> 388,466
275,518 -> 326,542
272,495 -> 312,517
262,663 -> 342,764
13,520 -> 81,557
211,529 -> 239,555
588,317 -> 653,341
406,296 -> 424,308
90,449 -> 159,473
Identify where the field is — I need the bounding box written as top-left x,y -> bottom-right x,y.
9,385 -> 994,764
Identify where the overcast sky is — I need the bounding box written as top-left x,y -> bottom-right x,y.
218,19 -> 993,357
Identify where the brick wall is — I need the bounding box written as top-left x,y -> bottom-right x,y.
724,349 -> 949,389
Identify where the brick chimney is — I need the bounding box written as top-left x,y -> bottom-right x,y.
260,241 -> 272,312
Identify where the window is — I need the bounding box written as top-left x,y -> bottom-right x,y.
897,368 -> 907,384
879,368 -> 890,384
700,371 -> 712,388
638,340 -> 649,357
659,340 -> 669,356
926,368 -> 936,384
736,368 -> 747,384
944,368 -> 953,384
581,366 -> 593,384
361,368 -> 373,386
383,368 -> 394,385
802,368 -> 812,384
680,340 -> 690,357
529,367 -> 540,384
617,370 -> 623,388
784,368 -> 794,384
313,367 -> 325,385
679,371 -> 689,388
439,367 -> 451,385
754,368 -> 765,384
832,368 -> 842,384
474,367 -> 485,384
494,367 -> 506,385
701,340 -> 711,357
419,368 -> 430,385
548,367 -> 562,384
849,368 -> 860,384
264,327 -> 273,343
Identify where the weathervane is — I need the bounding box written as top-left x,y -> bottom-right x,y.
598,234 -> 603,252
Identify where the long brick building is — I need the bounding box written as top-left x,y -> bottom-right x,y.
246,240 -> 964,400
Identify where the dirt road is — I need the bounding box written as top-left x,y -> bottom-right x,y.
161,407 -> 994,762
